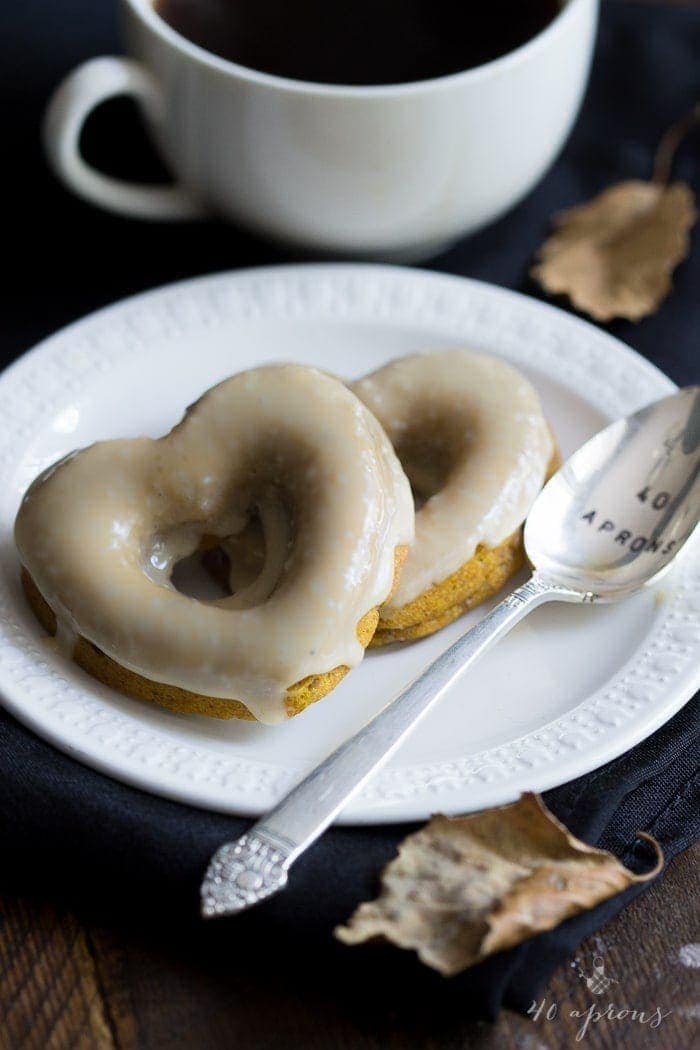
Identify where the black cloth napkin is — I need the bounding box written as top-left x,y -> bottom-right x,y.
2,0 -> 699,1026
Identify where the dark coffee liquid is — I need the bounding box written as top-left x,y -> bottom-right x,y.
153,0 -> 561,86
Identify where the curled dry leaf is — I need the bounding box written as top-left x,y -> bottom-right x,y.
335,794 -> 662,977
532,180 -> 695,322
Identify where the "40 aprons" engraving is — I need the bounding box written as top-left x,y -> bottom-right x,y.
580,485 -> 677,555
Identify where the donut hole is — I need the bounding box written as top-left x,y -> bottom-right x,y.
146,442 -> 310,607
169,517 -> 269,602
170,541 -> 235,600
393,413 -> 468,510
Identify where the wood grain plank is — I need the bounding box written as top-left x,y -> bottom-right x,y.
0,897 -> 115,1050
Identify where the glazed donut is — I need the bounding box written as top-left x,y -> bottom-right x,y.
15,365 -> 413,724
351,350 -> 556,644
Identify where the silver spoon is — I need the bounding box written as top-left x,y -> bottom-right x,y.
201,386 -> 700,918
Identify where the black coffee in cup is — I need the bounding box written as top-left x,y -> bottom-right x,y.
153,0 -> 562,86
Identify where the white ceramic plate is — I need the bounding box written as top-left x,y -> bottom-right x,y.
1,265 -> 698,824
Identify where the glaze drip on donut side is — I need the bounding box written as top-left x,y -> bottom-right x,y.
15,365 -> 414,724
351,350 -> 554,610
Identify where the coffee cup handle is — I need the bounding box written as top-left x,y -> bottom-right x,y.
42,56 -> 207,221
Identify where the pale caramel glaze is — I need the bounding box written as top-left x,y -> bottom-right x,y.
15,365 -> 414,724
351,350 -> 554,609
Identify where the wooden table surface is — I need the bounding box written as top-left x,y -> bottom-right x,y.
2,1 -> 699,1047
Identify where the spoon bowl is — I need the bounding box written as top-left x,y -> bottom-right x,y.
525,387 -> 700,599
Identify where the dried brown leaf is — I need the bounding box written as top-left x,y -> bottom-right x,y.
335,794 -> 661,976
532,180 -> 695,322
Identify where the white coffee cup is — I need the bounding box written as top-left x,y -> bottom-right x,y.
44,0 -> 598,260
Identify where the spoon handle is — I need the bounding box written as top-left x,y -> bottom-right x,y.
201,574 -> 583,918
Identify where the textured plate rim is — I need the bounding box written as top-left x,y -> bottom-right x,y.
0,263 -> 697,824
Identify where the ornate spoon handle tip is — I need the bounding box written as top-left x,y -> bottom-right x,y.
200,832 -> 293,918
